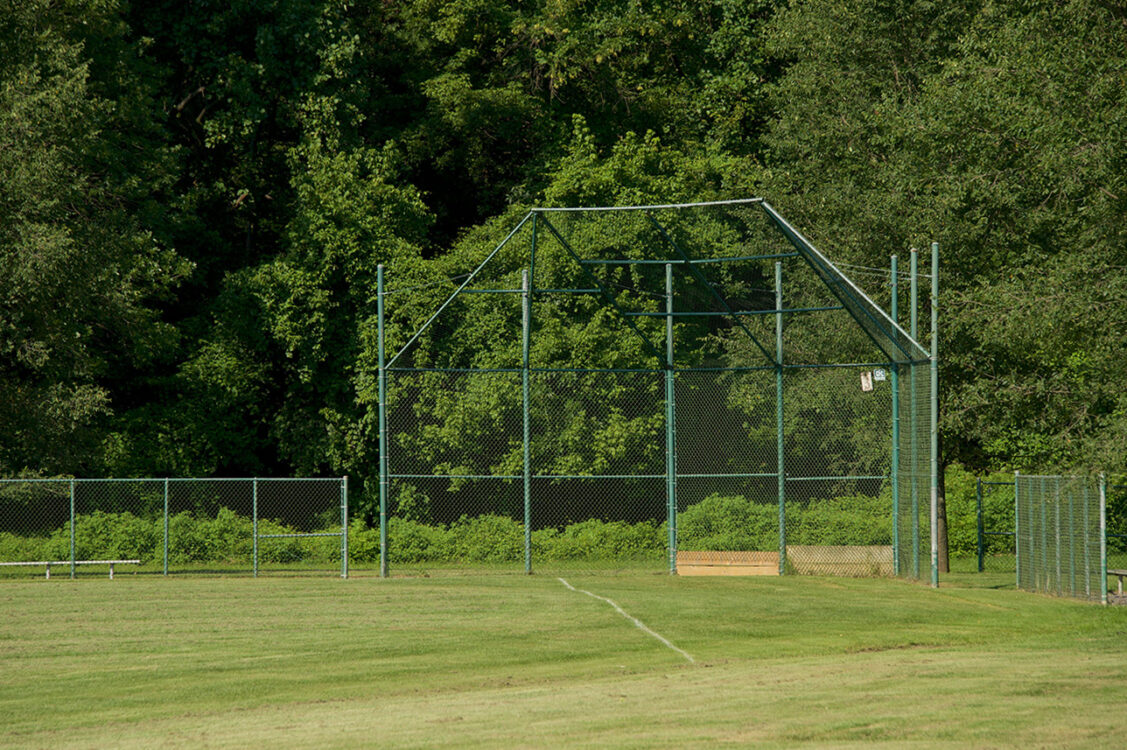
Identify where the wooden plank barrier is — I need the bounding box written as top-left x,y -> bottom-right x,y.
676,546 -> 895,577
676,550 -> 780,576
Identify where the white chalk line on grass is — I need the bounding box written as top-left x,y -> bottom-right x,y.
557,577 -> 695,664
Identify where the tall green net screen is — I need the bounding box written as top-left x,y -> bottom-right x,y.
380,200 -> 935,579
1015,474 -> 1106,603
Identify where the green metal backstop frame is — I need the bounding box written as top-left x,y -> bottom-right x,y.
376,199 -> 938,582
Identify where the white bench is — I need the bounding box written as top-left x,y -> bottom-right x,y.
1109,568 -> 1127,596
0,560 -> 140,579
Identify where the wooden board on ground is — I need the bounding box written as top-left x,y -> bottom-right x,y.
676,546 -> 895,577
676,550 -> 780,576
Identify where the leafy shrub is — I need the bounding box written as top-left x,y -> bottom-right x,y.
534,519 -> 664,561
449,514 -> 522,562
944,463 -> 1015,557
0,532 -> 50,562
679,493 -> 894,550
387,518 -> 451,563
678,495 -> 777,550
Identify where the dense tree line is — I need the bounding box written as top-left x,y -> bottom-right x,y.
2,0 -> 1125,518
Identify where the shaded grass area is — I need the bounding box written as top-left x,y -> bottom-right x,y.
1,574 -> 1126,748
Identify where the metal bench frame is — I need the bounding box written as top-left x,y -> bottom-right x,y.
0,560 -> 140,579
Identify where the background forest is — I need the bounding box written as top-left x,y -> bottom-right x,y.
2,0 -> 1125,519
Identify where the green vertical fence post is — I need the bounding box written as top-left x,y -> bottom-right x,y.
163,478 -> 169,576
1040,476 -> 1047,591
1015,472 -> 1021,589
378,264 -> 389,579
252,477 -> 258,578
976,477 -> 984,573
1068,485 -> 1075,596
890,254 -> 900,575
1100,474 -> 1108,605
665,263 -> 677,574
1054,483 -> 1062,595
341,475 -> 349,579
522,269 -> 532,575
1083,482 -> 1091,598
69,478 -> 75,579
910,248 -> 920,578
929,241 -> 939,588
776,261 -> 786,576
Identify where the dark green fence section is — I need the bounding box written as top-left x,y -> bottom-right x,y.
376,200 -> 938,580
1014,474 -> 1105,603
0,478 -> 347,578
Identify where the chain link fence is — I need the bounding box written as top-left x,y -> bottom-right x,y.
378,201 -> 937,579
974,478 -> 1017,574
0,478 -> 347,578
1015,474 -> 1105,603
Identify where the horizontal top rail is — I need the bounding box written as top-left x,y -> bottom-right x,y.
0,477 -> 345,483
623,306 -> 844,318
0,559 -> 140,566
530,198 -> 764,212
577,253 -> 794,266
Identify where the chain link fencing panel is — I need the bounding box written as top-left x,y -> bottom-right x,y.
1015,474 -> 1104,602
0,478 -> 345,578
0,480 -> 73,578
379,202 -> 936,579
1108,483 -> 1127,574
977,480 -> 1016,574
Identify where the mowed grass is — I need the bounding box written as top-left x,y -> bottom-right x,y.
2,573 -> 1126,748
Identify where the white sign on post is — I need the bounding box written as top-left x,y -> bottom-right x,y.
860,371 -> 874,392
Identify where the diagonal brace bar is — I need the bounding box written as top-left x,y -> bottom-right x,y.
644,213 -> 777,366
387,211 -> 534,368
538,214 -> 668,368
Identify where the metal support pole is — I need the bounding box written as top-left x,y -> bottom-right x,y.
776,261 -> 786,576
252,477 -> 258,578
1041,475 -> 1050,595
163,478 -> 169,576
1100,474 -> 1108,605
341,475 -> 349,579
890,255 -> 900,575
665,263 -> 677,574
1055,483 -> 1062,595
976,477 -> 985,573
1068,485 -> 1075,596
910,248 -> 920,578
929,241 -> 939,588
378,264 -> 389,579
1015,472 -> 1022,589
522,269 -> 532,575
69,478 -> 75,579
1084,482 -> 1091,598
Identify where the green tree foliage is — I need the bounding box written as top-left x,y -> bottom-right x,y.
0,0 -> 188,476
763,0 -> 1127,473
1,0 -> 1124,501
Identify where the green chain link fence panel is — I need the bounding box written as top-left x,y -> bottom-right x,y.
0,478 -> 347,578
379,201 -> 937,580
1015,474 -> 1105,603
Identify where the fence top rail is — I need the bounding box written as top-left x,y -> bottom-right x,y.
0,477 -> 345,484
530,198 -> 764,212
0,559 -> 140,566
1016,474 -> 1093,481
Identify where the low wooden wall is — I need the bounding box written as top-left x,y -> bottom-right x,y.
676,545 -> 895,577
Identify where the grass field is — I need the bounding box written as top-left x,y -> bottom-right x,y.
2,572 -> 1126,748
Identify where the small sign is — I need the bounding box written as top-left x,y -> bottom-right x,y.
873,368 -> 887,382
860,371 -> 874,392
